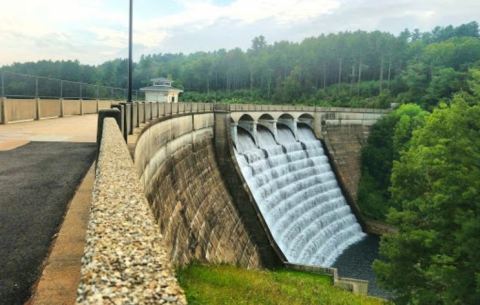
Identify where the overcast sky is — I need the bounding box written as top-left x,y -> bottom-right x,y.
0,0 -> 479,66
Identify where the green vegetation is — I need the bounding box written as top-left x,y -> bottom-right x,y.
1,22 -> 479,108
357,104 -> 428,220
177,264 -> 386,305
373,96 -> 480,305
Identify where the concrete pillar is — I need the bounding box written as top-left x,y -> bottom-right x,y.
272,120 -> 278,141
35,98 -> 40,120
60,98 -> 64,117
97,109 -> 122,149
293,118 -> 298,140
231,122 -> 238,147
252,121 -> 258,146
80,99 -> 84,115
313,111 -> 323,139
0,97 -> 6,124
0,97 -> 5,124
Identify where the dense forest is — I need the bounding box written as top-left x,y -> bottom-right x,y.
1,22 -> 480,108
372,92 -> 480,305
2,21 -> 480,305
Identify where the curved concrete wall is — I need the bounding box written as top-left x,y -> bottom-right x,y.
134,113 -> 265,268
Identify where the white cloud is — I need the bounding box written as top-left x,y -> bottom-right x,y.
0,0 -> 479,66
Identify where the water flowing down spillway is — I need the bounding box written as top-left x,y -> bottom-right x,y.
234,124 -> 366,267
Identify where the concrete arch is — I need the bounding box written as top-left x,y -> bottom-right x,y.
236,125 -> 258,148
277,113 -> 298,140
298,113 -> 314,127
232,112 -> 262,123
258,113 -> 275,121
256,124 -> 277,146
257,113 -> 278,141
238,113 -> 255,122
278,113 -> 294,120
237,113 -> 258,144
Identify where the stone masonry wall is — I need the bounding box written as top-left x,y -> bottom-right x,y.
134,113 -> 263,268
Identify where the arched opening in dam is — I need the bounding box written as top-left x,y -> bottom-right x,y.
233,114 -> 385,295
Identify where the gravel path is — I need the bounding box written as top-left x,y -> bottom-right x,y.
0,141 -> 96,305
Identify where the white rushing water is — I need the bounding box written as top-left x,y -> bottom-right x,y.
234,124 -> 366,267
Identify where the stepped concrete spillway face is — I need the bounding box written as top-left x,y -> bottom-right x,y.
134,113 -> 264,268
233,114 -> 366,267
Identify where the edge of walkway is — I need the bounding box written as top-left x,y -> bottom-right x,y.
26,163 -> 95,305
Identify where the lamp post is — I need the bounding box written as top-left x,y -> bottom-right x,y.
127,0 -> 133,103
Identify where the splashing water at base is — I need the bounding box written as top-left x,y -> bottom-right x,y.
234,124 -> 365,267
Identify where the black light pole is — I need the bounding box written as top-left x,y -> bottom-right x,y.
127,0 -> 133,103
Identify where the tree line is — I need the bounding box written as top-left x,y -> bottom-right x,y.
1,22 -> 479,108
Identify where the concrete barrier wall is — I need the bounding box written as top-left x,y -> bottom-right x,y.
0,99 -> 3,124
77,118 -> 187,304
139,103 -> 145,123
132,103 -> 138,128
81,100 -> 97,114
165,103 -> 172,116
97,100 -> 112,110
152,102 -> 158,118
158,103 -> 164,117
39,99 -> 61,119
145,102 -> 152,121
134,113 -> 264,268
62,100 -> 81,116
4,99 -> 37,122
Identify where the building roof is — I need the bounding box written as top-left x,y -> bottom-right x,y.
150,77 -> 171,82
139,86 -> 183,92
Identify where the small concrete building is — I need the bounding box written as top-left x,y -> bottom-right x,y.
140,77 -> 183,103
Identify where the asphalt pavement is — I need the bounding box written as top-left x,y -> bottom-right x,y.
0,141 -> 96,305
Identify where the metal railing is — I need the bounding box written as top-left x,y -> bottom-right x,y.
0,71 -> 145,100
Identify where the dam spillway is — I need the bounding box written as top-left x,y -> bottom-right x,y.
234,123 -> 366,267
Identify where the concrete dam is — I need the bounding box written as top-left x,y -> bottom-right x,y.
132,104 -> 385,269
76,102 -> 389,303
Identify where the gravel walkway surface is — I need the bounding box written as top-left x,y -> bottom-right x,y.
0,141 -> 96,305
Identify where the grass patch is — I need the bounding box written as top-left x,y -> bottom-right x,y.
177,264 -> 387,305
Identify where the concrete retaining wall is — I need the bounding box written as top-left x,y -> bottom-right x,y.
97,100 -> 112,110
81,100 -> 97,114
39,99 -> 61,118
62,100 -> 81,116
0,98 -> 128,123
4,99 -> 37,122
134,113 -> 264,268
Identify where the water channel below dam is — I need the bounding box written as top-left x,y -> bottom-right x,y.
234,122 -> 387,296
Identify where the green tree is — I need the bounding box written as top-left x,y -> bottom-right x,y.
374,96 -> 480,305
357,104 -> 427,220
467,68 -> 480,98
424,67 -> 466,109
